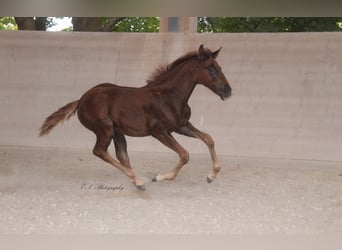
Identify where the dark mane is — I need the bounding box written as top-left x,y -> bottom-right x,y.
146,48 -> 212,86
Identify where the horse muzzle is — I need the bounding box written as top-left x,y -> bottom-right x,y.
218,84 -> 232,100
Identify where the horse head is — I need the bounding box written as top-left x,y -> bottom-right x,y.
196,44 -> 232,100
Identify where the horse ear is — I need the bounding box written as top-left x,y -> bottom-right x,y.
212,47 -> 222,59
198,44 -> 206,61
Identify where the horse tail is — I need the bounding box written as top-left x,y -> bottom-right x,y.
39,100 -> 79,137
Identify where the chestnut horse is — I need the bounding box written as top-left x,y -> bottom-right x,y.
39,45 -> 232,190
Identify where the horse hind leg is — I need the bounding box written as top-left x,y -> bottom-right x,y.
92,120 -> 145,190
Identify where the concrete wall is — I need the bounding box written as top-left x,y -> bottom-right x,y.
1,31 -> 342,161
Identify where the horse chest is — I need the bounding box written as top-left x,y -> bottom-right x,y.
147,99 -> 190,133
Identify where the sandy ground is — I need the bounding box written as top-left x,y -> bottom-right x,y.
0,146 -> 342,234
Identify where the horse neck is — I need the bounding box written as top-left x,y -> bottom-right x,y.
152,60 -> 199,106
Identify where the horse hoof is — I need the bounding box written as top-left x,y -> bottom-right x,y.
207,176 -> 213,183
136,184 -> 146,191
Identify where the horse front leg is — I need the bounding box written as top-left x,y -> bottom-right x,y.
113,129 -> 132,169
152,132 -> 189,182
176,122 -> 221,183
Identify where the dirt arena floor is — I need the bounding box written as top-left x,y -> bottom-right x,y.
0,146 -> 342,234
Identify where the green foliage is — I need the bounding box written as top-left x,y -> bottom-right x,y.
2,17 -> 341,33
198,17 -> 342,33
112,17 -> 159,32
0,17 -> 56,30
0,17 -> 17,30
0,17 -> 159,32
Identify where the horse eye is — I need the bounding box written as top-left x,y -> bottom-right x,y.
208,65 -> 217,78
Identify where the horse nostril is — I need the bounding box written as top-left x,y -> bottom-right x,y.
224,85 -> 232,96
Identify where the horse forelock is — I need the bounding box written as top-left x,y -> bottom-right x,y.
146,48 -> 212,86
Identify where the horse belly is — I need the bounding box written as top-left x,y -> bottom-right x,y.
111,101 -> 150,137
